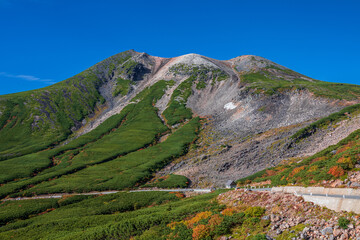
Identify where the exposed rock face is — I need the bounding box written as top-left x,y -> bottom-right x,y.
187,85 -> 340,135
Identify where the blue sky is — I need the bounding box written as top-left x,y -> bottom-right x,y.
0,0 -> 359,94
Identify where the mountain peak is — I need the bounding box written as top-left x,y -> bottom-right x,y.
228,54 -> 287,72
171,53 -> 218,68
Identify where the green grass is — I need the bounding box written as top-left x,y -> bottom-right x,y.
0,191 -> 221,240
242,72 -> 360,100
338,217 -> 350,229
163,76 -> 195,126
112,78 -> 133,97
21,117 -> 200,194
0,80 -> 172,197
120,59 -> 139,77
144,174 -> 190,188
170,63 -> 229,88
0,102 -> 133,185
0,50 -> 135,160
0,198 -> 59,225
196,80 -> 207,89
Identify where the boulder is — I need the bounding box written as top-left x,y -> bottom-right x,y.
321,227 -> 333,235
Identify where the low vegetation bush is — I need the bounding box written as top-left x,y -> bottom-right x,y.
0,51 -> 134,160
144,174 -> 190,188
0,199 -> 59,226
163,77 -> 194,126
338,217 -> 350,229
112,78 -> 133,97
0,191 -> 222,239
242,72 -> 360,100
0,80 -> 172,197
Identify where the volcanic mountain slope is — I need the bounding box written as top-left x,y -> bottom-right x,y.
0,50 -> 360,197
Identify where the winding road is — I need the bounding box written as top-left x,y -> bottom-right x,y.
1,189 -> 212,201
3,187 -> 360,202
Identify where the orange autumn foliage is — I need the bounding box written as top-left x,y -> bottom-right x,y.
289,166 -> 305,177
265,169 -> 277,177
175,192 -> 185,198
328,166 -> 345,177
192,224 -> 210,240
208,214 -> 223,231
222,208 -> 235,216
186,211 -> 212,228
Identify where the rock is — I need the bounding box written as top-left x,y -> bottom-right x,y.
276,229 -> 282,235
218,237 -> 229,240
297,217 -> 306,224
271,224 -> 279,230
321,227 -> 333,235
330,179 -> 343,187
333,228 -> 342,237
262,215 -> 270,220
271,214 -> 280,222
303,227 -> 310,233
351,182 -> 360,187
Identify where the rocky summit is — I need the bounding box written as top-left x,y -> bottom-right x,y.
1,50 -> 360,239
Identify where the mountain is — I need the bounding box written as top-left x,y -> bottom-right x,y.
1,50 -> 360,239
1,50 -> 360,193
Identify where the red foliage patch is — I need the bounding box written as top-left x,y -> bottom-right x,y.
328,166 -> 345,178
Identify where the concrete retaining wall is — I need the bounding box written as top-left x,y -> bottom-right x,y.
302,195 -> 360,213
272,186 -> 360,213
272,186 -> 360,196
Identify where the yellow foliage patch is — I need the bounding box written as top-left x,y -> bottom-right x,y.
308,165 -> 318,172
289,166 -> 305,177
186,211 -> 212,228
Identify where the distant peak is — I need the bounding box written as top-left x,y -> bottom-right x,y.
228,54 -> 286,72
171,53 -> 217,68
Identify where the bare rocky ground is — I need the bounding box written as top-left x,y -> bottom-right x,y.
317,171 -> 360,188
159,104 -> 360,188
218,189 -> 360,239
